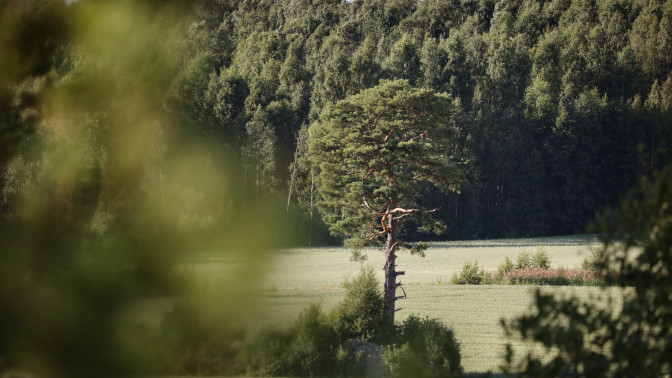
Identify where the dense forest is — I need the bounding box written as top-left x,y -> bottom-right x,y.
4,0 -> 672,243
166,0 -> 672,243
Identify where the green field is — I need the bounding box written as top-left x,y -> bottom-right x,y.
176,235 -> 624,374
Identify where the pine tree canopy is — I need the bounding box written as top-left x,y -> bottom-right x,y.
309,79 -> 466,252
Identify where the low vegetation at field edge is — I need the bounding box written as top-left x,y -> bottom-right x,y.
451,246 -> 604,286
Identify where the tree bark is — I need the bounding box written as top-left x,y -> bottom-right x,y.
383,216 -> 402,329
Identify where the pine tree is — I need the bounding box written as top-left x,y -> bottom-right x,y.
308,79 -> 466,327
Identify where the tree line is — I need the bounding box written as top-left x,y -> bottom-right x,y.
167,0 -> 672,243
3,0 -> 672,242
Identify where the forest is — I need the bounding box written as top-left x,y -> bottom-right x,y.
167,0 -> 672,242
3,0 -> 672,243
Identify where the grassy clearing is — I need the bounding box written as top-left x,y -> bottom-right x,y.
261,235 -> 599,289
238,235 -> 617,373
145,235 -> 622,374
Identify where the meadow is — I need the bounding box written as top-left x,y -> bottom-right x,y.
173,235 -> 626,374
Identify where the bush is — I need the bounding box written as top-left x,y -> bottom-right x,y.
503,267 -> 601,286
330,265 -> 386,342
334,345 -> 365,377
382,343 -> 434,378
242,266 -> 465,377
497,256 -> 515,276
450,261 -> 484,284
513,248 -> 550,270
533,246 -> 551,269
582,245 -> 604,271
502,165 -> 672,376
246,265 -> 387,376
394,315 -> 462,377
515,250 -> 533,269
245,303 -> 339,377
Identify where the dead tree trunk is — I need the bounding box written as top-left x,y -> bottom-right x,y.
383,217 -> 404,329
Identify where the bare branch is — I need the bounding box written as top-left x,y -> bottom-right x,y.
363,197 -> 386,214
393,212 -> 415,221
392,207 -> 438,220
389,207 -> 419,214
412,172 -> 430,180
383,129 -> 394,142
363,197 -> 377,211
412,131 -> 428,140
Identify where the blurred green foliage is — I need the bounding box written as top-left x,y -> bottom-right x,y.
503,165 -> 672,376
0,1 -> 286,376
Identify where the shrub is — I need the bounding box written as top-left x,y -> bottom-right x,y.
533,245 -> 551,269
245,303 -> 339,377
497,256 -> 515,276
245,266 -> 388,376
334,345 -> 365,377
515,250 -> 533,269
394,315 -> 462,377
330,265 -> 386,342
582,245 -> 605,271
503,267 -> 601,286
450,261 -> 484,284
240,267 -> 465,377
382,343 -> 434,378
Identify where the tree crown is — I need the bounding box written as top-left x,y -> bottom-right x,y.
309,79 -> 466,249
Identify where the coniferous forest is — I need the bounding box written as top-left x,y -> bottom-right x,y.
3,0 -> 672,244
169,0 -> 672,243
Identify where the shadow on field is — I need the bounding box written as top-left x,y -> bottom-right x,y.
429,235 -> 598,249
463,372 -> 510,378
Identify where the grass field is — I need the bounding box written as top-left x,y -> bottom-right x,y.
169,235 -> 625,374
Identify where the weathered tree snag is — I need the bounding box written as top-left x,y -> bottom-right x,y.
383,216 -> 403,328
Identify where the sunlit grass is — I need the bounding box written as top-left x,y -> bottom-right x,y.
257,235 -> 600,291
163,235 -> 620,374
